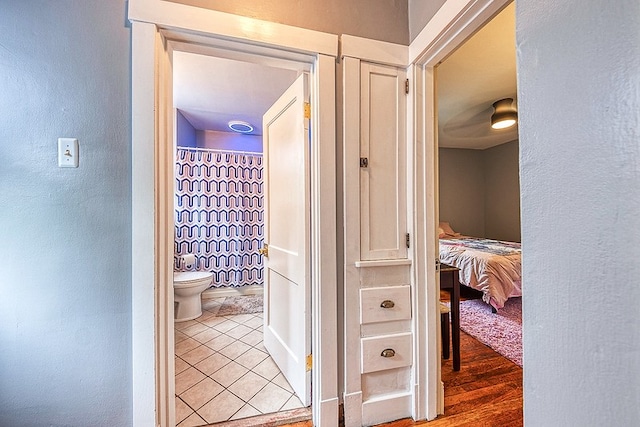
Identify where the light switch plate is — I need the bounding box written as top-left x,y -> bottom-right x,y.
58,138 -> 78,168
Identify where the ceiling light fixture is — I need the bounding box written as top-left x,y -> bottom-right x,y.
228,120 -> 254,133
490,98 -> 517,129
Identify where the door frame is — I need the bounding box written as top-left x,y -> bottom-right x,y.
408,0 -> 512,419
129,2 -> 339,426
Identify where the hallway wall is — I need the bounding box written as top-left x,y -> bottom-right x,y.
0,1 -> 131,425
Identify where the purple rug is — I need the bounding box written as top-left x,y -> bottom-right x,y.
458,297 -> 522,366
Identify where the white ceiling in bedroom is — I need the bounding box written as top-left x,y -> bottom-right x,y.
437,3 -> 517,150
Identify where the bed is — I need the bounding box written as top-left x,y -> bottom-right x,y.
438,222 -> 522,310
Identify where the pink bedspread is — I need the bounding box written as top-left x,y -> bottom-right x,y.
439,237 -> 522,309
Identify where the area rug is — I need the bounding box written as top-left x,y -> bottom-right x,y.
458,297 -> 522,366
216,294 -> 264,316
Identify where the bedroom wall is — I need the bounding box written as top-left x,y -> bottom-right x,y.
0,1 -> 131,426
167,0 -> 410,45
517,0 -> 640,424
438,147 -> 486,237
484,140 -> 520,241
439,140 -> 521,241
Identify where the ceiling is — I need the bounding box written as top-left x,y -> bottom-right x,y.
437,3 -> 517,149
173,3 -> 516,148
173,52 -> 299,136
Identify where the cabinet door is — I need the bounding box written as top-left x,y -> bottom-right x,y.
360,62 -> 407,261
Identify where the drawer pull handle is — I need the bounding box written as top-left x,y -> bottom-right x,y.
380,348 -> 396,358
380,300 -> 395,309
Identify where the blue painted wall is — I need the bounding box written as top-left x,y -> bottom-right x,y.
0,1 -> 132,425
176,110 -> 197,148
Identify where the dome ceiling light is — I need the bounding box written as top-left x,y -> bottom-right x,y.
228,120 -> 254,133
490,98 -> 517,130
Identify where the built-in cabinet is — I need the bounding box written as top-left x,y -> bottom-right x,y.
343,48 -> 412,426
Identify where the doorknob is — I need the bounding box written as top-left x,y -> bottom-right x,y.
258,244 -> 269,257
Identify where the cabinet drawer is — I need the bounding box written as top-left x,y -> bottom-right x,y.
360,285 -> 411,324
361,332 -> 412,374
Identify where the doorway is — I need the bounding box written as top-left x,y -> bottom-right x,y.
171,56 -> 311,424
129,10 -> 339,426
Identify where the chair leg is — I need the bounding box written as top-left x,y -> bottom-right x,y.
441,312 -> 450,359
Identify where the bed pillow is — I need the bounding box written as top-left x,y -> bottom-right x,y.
439,221 -> 461,237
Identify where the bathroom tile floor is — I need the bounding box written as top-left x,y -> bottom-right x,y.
174,297 -> 305,427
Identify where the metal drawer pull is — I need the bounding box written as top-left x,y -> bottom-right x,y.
380,300 -> 395,309
380,348 -> 396,358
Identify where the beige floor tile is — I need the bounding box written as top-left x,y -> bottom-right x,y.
239,329 -> 262,347
191,327 -> 222,344
227,371 -> 268,402
181,344 -> 215,366
179,377 -> 224,410
254,341 -> 267,353
212,319 -> 240,333
175,367 -> 207,395
175,396 -> 194,424
226,324 -> 253,340
175,356 -> 190,375
196,310 -> 218,322
205,333 -> 235,351
175,319 -> 199,331
175,337 -> 201,356
200,315 -> 228,328
198,389 -> 245,424
175,330 -> 189,344
247,382 -> 292,414
180,322 -> 209,338
226,313 -> 255,323
280,394 -> 304,411
219,340 -> 252,360
243,316 -> 263,330
235,347 -> 269,370
201,298 -> 224,310
177,411 -> 207,427
194,352 -> 232,375
252,356 -> 280,381
271,372 -> 294,393
210,361 -> 249,388
230,403 -> 261,421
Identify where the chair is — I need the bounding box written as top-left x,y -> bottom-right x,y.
440,302 -> 451,359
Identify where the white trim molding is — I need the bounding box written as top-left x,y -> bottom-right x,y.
129,2 -> 339,426
340,34 -> 409,67
407,0 -> 512,420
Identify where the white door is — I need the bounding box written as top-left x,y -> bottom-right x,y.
262,73 -> 311,406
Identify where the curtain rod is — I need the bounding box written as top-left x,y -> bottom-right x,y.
177,146 -> 262,156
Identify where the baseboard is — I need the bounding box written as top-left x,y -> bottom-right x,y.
202,285 -> 264,299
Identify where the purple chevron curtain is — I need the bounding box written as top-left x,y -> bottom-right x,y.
174,148 -> 263,288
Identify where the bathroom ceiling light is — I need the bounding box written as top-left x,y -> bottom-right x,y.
490,98 -> 518,129
228,120 -> 254,133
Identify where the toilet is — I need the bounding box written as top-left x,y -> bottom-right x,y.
173,271 -> 213,322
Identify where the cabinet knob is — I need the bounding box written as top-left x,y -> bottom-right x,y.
380,300 -> 395,309
380,348 -> 396,358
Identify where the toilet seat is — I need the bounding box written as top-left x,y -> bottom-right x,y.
174,271 -> 213,288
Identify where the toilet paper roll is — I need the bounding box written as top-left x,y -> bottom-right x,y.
182,254 -> 196,270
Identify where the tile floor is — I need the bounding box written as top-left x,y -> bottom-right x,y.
174,297 -> 304,426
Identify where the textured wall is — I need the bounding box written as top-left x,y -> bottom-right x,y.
439,141 -> 521,241
484,140 -> 520,242
408,0 -> 446,42
517,0 -> 640,424
0,1 -> 132,426
169,0 -> 409,44
196,130 -> 263,153
438,148 -> 486,237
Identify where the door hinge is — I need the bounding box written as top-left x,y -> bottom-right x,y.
405,79 -> 409,94
304,102 -> 311,119
360,157 -> 369,168
306,354 -> 312,371
406,233 -> 410,248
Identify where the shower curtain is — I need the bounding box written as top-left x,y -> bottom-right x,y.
175,148 -> 263,288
